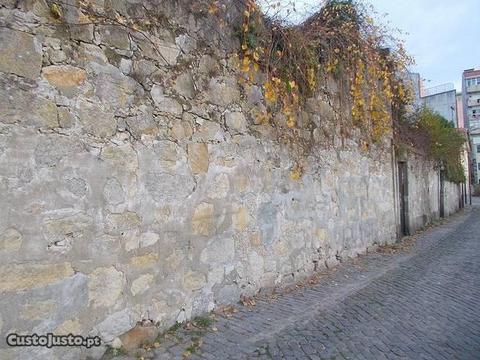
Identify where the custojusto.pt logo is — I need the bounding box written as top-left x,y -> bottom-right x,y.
6,333 -> 101,348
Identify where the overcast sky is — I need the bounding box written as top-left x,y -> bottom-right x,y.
367,0 -> 479,92
259,0 -> 480,92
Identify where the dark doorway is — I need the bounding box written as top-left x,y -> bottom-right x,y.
440,169 -> 445,218
398,162 -> 409,236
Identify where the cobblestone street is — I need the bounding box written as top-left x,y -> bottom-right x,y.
153,202 -> 480,360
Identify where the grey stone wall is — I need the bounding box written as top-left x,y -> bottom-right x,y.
444,181 -> 461,217
0,1 -> 461,359
405,153 -> 441,233
404,152 -> 461,234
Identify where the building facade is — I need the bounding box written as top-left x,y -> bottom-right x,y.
422,83 -> 457,126
461,69 -> 480,185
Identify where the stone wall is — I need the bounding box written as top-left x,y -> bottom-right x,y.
403,151 -> 461,234
0,1 -> 462,359
444,181 -> 461,217
405,152 -> 441,233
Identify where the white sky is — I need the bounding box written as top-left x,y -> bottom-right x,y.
258,0 -> 480,92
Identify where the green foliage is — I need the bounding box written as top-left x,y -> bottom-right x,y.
103,346 -> 127,358
412,108 -> 466,183
193,316 -> 214,328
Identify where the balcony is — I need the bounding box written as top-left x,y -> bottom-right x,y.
466,84 -> 480,93
467,98 -> 480,107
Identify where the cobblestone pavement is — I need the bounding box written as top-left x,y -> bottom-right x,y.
153,203 -> 480,360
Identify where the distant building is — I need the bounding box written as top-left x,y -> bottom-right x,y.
404,72 -> 423,109
405,73 -> 457,125
421,83 -> 457,126
462,69 -> 480,130
461,68 -> 480,185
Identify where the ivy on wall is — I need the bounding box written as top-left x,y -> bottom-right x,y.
396,108 -> 466,184
233,0 -> 412,143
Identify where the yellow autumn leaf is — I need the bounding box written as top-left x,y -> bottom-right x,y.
50,3 -> 62,19
241,57 -> 251,73
287,115 -> 296,128
264,82 -> 276,103
290,166 -> 302,181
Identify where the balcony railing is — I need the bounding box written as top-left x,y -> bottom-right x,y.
467,98 -> 480,107
422,83 -> 455,97
466,84 -> 480,93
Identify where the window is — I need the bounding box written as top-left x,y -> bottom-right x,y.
477,144 -> 480,153
466,77 -> 480,87
478,163 -> 480,171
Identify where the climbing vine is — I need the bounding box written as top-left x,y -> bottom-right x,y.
234,0 -> 413,143
396,108 -> 466,184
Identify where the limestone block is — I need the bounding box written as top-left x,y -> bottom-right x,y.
145,171 -> 195,202
164,250 -> 185,272
207,173 -> 230,199
131,274 -> 154,296
0,83 -> 59,129
200,237 -> 235,265
79,43 -> 108,65
103,178 -> 125,205
20,300 -> 56,321
92,64 -> 143,110
225,112 -> 247,133
157,40 -> 181,66
0,262 -> 74,292
55,319 -> 82,335
245,84 -> 263,105
101,144 -> 138,174
207,77 -> 241,107
129,253 -> 159,269
192,121 -> 223,142
131,59 -> 161,88
139,232 -> 159,247
173,71 -> 195,98
42,65 -> 86,95
97,25 -> 130,50
78,99 -> 117,138
105,211 -> 141,234
175,34 -> 197,54
249,233 -> 262,247
151,85 -> 183,116
191,202 -> 214,236
44,212 -> 93,241
63,3 -> 94,42
187,143 -> 209,174
88,266 -> 126,308
248,251 -> 264,280
96,308 -> 134,342
198,54 -> 219,75
0,28 -> 42,79
171,119 -> 193,140
57,107 -> 75,128
233,174 -> 249,193
125,107 -> 157,138
0,227 -> 23,252
183,271 -> 206,291
233,206 -> 249,232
